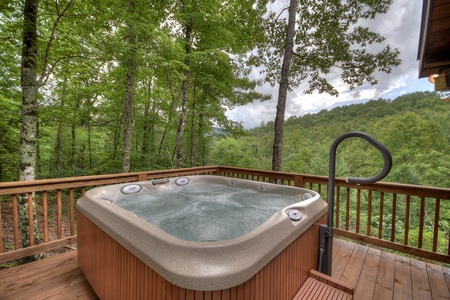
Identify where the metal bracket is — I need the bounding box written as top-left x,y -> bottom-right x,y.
318,224 -> 333,276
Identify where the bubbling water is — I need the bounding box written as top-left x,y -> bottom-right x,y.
114,184 -> 302,241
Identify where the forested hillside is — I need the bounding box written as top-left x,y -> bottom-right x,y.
210,91 -> 450,188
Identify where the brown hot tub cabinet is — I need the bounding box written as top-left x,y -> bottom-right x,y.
76,175 -> 328,299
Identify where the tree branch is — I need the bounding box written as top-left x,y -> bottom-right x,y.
292,51 -> 306,60
38,53 -> 87,87
276,7 -> 289,20
38,0 -> 73,86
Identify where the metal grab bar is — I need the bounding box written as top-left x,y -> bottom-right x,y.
328,131 -> 392,226
319,131 -> 392,276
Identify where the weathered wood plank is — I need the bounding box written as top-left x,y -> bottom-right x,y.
393,255 -> 412,299
0,237 -> 77,264
427,263 -> 450,300
332,239 -> 356,279
373,249 -> 396,300
0,250 -> 97,300
410,259 -> 432,299
332,237 -> 344,259
354,247 -> 381,299
340,243 -> 368,287
335,229 -> 450,264
443,267 -> 450,294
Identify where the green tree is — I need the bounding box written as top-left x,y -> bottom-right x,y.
20,0 -> 38,182
18,0 -> 40,262
251,0 -> 401,171
168,0 -> 268,168
0,2 -> 21,182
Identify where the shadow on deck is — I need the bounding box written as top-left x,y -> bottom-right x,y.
0,239 -> 449,299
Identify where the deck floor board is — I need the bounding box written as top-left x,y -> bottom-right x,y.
410,259 -> 432,299
332,238 -> 356,280
353,247 -> 381,299
0,239 -> 448,299
394,255 -> 413,299
373,248 -> 396,299
341,243 -> 368,287
427,263 -> 450,300
0,251 -> 97,300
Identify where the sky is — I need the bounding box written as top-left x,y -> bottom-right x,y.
225,0 -> 434,129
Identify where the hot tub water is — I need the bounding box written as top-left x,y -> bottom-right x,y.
114,183 -> 311,242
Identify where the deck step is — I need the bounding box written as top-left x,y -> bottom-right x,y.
293,270 -> 354,300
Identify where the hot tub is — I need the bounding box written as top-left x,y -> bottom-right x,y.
76,175 -> 327,299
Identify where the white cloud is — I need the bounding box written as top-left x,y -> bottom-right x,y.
226,0 -> 435,129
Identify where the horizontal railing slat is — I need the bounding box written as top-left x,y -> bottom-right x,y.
0,237 -> 77,264
335,229 -> 450,264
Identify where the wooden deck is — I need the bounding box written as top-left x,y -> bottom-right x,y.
0,239 -> 449,299
332,238 -> 450,300
0,251 -> 97,300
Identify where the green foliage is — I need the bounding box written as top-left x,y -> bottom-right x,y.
211,90 -> 450,254
217,91 -> 450,188
250,0 -> 400,95
209,136 -> 270,169
0,0 -> 271,179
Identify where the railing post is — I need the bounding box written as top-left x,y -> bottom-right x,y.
138,173 -> 148,182
294,175 -> 305,188
0,202 -> 2,253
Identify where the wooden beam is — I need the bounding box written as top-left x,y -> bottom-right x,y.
0,237 -> 77,264
334,229 -> 450,264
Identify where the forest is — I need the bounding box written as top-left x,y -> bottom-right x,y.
1,0 -> 401,182
211,91 -> 450,189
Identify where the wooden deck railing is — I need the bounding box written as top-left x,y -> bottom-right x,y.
1,166 -> 449,265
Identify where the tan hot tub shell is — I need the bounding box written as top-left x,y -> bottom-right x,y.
76,175 -> 328,299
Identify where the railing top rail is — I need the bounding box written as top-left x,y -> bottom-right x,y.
217,166 -> 450,199
0,166 -> 220,196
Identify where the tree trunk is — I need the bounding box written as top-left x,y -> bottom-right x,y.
19,0 -> 40,262
20,0 -> 38,182
88,123 -> 92,169
70,103 -> 78,171
35,115 -> 41,174
112,114 -> 122,161
121,0 -> 136,173
272,0 -> 297,171
70,119 -> 76,169
198,111 -> 206,166
142,92 -> 151,160
158,72 -> 178,165
189,86 -> 197,166
55,78 -> 67,174
176,20 -> 192,169
142,79 -> 156,167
